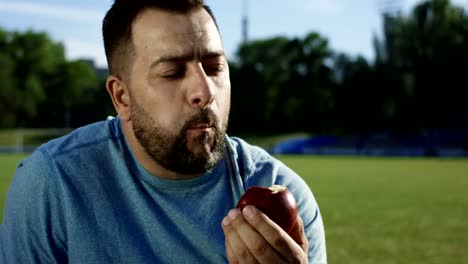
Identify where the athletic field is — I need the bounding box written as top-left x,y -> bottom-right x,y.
1,153 -> 467,263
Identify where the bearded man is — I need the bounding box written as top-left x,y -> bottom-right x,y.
1,1 -> 327,263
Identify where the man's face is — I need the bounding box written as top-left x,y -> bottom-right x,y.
127,7 -> 231,175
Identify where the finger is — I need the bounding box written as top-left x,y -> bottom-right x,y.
221,209 -> 258,264
228,208 -> 286,264
242,205 -> 307,263
225,239 -> 238,264
288,215 -> 309,253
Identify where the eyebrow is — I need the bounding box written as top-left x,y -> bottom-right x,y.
150,50 -> 225,69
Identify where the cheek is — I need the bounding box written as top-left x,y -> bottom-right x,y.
133,96 -> 170,129
216,87 -> 231,127
156,107 -> 183,130
222,91 -> 231,114
213,72 -> 230,94
220,80 -> 231,112
140,84 -> 183,123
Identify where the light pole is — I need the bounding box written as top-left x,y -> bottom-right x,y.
242,0 -> 249,43
377,0 -> 402,15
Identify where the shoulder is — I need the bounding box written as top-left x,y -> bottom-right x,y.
226,136 -> 323,221
8,147 -> 56,194
8,117 -> 123,198
226,136 -> 303,188
2,142 -> 69,263
3,117 -> 123,232
226,136 -> 273,170
39,116 -> 122,157
226,136 -> 327,262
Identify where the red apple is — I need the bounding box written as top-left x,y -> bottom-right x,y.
236,185 -> 298,234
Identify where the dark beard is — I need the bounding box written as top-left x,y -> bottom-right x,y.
131,100 -> 227,175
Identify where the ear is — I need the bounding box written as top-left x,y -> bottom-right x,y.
106,75 -> 131,121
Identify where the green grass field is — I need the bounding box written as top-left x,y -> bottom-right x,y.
1,154 -> 467,263
0,153 -> 28,220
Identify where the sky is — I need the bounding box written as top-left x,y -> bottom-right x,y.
0,0 -> 467,68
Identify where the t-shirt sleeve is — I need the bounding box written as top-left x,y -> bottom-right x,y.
241,146 -> 327,263
1,148 -> 67,263
291,171 -> 327,264
272,162 -> 327,263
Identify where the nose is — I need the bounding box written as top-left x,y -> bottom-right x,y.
187,63 -> 215,108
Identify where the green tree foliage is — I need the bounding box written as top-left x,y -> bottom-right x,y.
230,33 -> 335,134
332,53 -> 384,135
376,0 -> 468,133
0,28 -> 16,127
229,0 -> 468,136
0,29 -> 100,128
1,0 -> 467,136
40,60 -> 98,127
8,31 -> 64,121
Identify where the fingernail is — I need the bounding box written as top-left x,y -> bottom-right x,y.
228,209 -> 240,220
243,205 -> 255,219
221,216 -> 231,227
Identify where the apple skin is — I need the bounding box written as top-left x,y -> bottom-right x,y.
236,185 -> 298,234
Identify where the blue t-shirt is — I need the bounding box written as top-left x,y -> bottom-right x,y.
1,117 -> 326,263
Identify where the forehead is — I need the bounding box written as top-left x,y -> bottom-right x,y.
131,7 -> 222,59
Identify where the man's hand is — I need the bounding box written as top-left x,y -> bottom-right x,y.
221,205 -> 309,263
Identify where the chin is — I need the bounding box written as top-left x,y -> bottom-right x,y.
187,132 -> 214,150
190,144 -> 214,160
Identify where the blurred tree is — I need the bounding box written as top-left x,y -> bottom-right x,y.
41,60 -> 98,127
228,60 -> 268,134
3,0 -> 466,135
230,37 -> 291,134
232,32 -> 335,134
0,28 -> 100,128
8,30 -> 64,125
296,32 -> 335,134
332,53 -> 383,135
236,36 -> 291,131
376,0 -> 468,134
0,28 -> 16,127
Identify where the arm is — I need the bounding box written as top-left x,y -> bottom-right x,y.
1,149 -> 67,263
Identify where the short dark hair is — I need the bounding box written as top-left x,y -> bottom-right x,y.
102,0 -> 218,78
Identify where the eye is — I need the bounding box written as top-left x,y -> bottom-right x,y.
203,63 -> 224,76
160,67 -> 186,80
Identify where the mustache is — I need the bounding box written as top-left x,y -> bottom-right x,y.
182,108 -> 220,131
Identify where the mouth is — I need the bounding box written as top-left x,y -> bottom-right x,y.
188,123 -> 214,131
